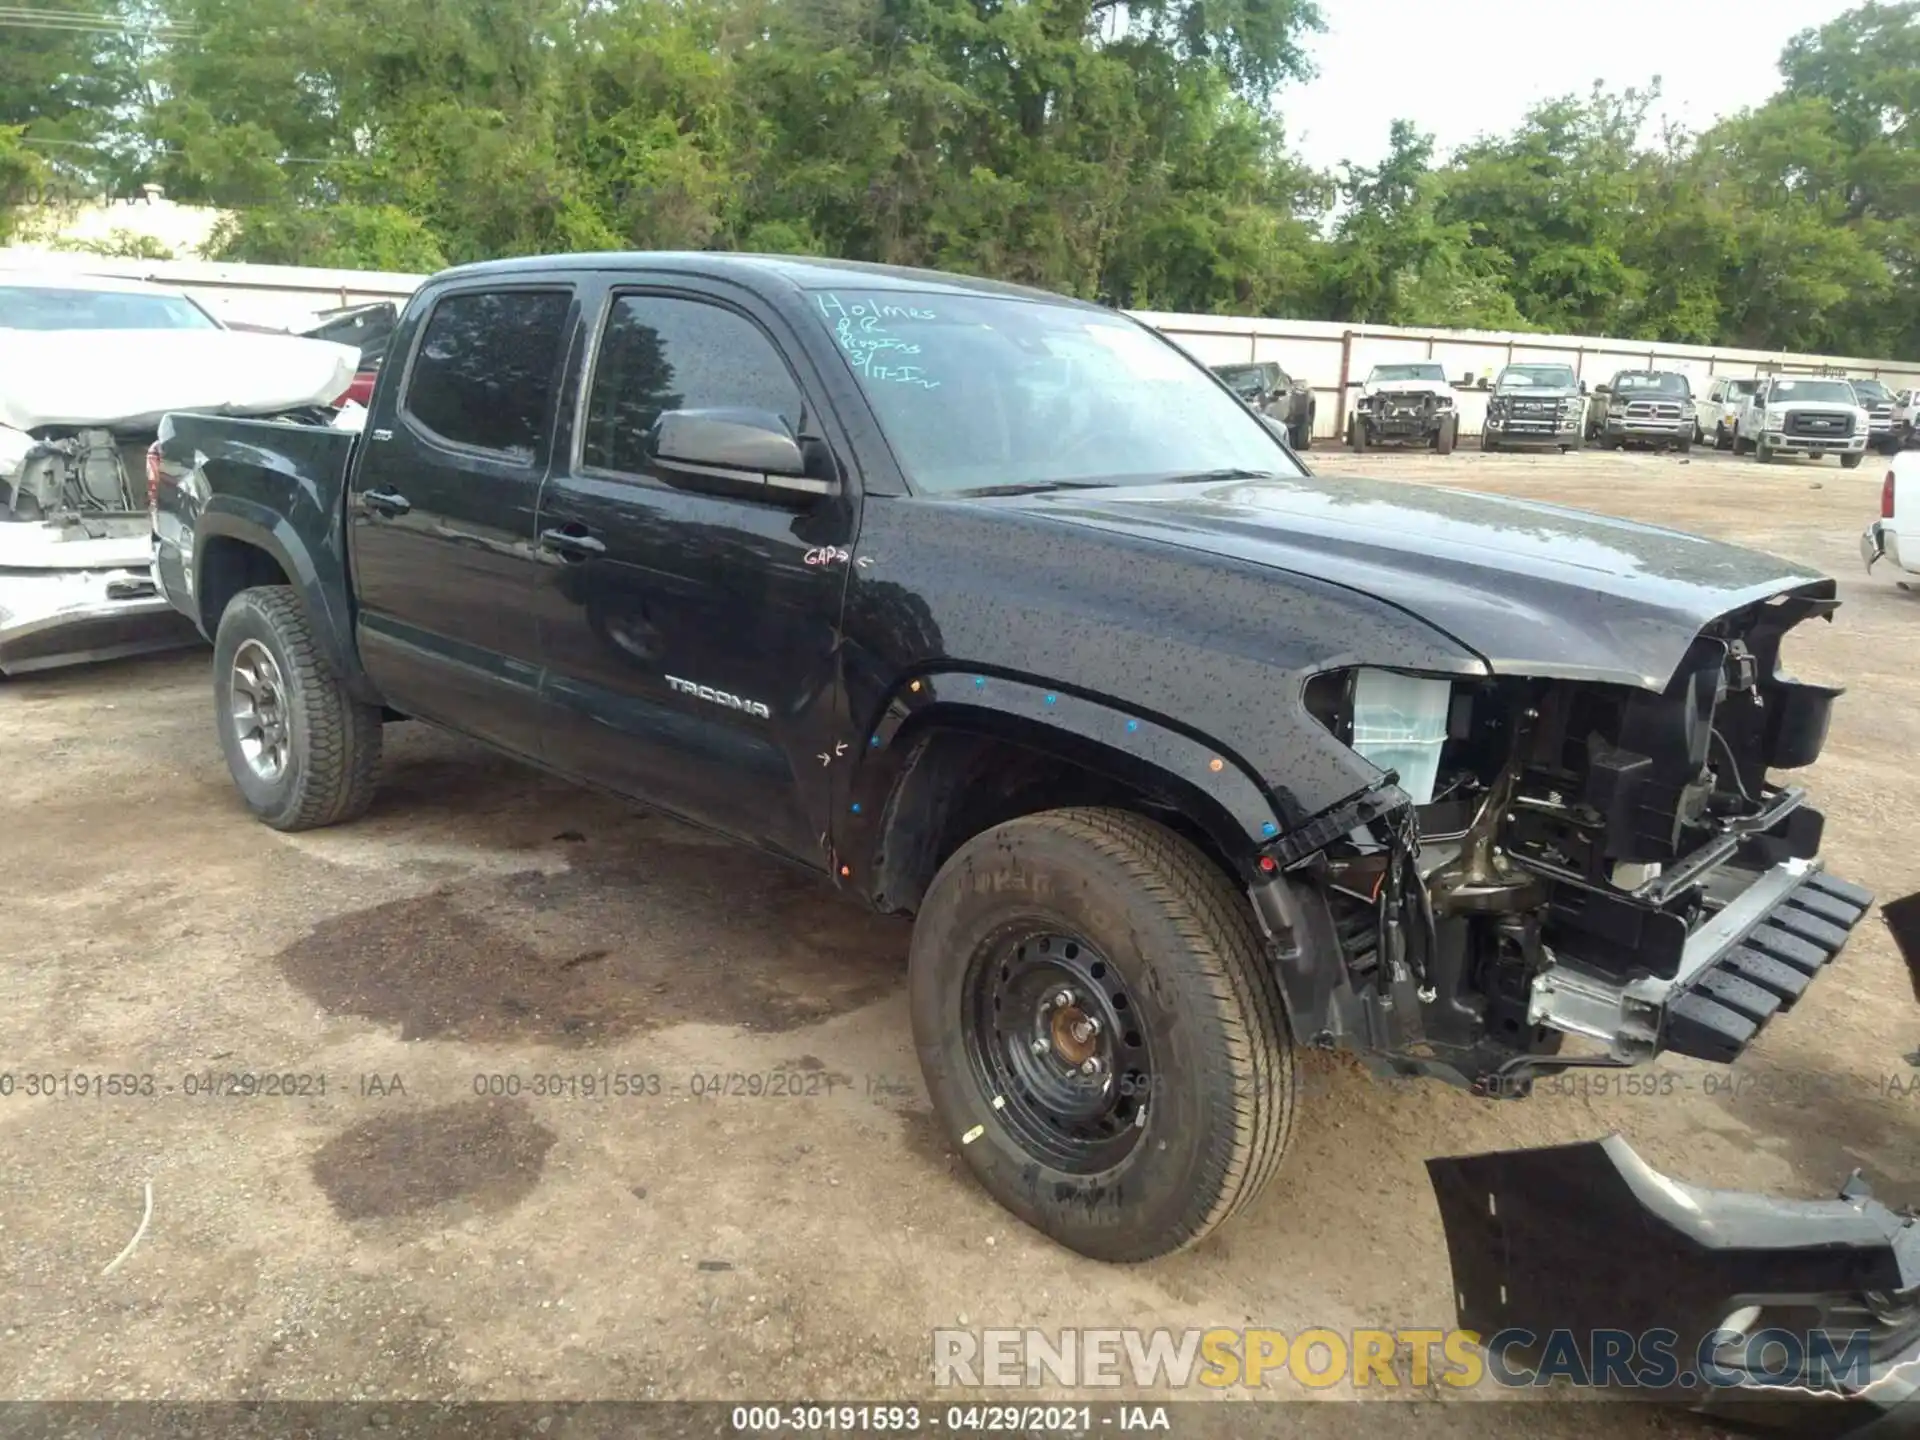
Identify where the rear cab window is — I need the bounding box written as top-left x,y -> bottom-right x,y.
400,288 -> 573,462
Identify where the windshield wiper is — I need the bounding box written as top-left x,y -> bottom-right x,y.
952,481 -> 1114,497
1159,467 -> 1285,483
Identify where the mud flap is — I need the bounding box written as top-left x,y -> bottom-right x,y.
1427,1135 -> 1920,1433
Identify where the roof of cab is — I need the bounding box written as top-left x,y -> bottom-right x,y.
428,251 -> 1104,309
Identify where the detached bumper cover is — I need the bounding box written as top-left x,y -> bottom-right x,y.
1429,1135 -> 1920,1429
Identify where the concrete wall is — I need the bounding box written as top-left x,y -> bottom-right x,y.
6,252 -> 1915,439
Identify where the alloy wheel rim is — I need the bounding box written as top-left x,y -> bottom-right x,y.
230,638 -> 292,782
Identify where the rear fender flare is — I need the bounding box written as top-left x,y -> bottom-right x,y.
195,499 -> 360,690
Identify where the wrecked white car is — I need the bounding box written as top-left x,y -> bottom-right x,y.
0,272 -> 358,674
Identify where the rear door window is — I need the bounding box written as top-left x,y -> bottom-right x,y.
402,289 -> 572,462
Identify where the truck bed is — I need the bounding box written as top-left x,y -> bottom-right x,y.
151,411 -> 361,641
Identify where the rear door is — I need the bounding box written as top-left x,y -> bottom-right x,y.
350,282 -> 578,756
531,278 -> 856,861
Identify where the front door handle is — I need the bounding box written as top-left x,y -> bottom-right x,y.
363,487 -> 412,516
540,525 -> 606,557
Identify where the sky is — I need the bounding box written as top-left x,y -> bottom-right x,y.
1283,0 -> 1864,173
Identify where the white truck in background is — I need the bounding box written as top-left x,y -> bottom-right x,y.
1732,375 -> 1870,467
1697,376 -> 1761,449
1863,450 -> 1920,584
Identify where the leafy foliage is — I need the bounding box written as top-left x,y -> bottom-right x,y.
8,0 -> 1919,357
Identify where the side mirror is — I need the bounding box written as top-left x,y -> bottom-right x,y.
653,408 -> 825,500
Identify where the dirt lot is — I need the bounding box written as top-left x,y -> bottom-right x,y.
2,444 -> 1915,1432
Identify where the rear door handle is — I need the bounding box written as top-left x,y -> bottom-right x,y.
363,488 -> 412,516
540,525 -> 606,557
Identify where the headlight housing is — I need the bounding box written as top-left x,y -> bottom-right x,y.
1766,406 -> 1788,426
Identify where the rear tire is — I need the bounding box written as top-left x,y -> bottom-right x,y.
213,586 -> 382,832
908,808 -> 1296,1262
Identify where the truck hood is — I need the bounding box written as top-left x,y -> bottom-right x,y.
997,473 -> 1827,690
0,329 -> 359,433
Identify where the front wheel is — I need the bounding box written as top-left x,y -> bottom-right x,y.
1348,419 -> 1368,453
908,808 -> 1296,1262
213,586 -> 383,831
1291,412 -> 1313,452
1716,422 -> 1734,452
1842,451 -> 1865,470
1756,436 -> 1774,464
1480,430 -> 1498,452
1435,416 -> 1457,455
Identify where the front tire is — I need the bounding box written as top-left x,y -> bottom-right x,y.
1291,411 -> 1313,452
908,808 -> 1296,1262
213,586 -> 383,831
1842,451 -> 1864,470
1716,422 -> 1734,452
1434,416 -> 1457,455
1348,418 -> 1368,453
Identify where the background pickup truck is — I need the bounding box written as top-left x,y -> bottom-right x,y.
153,252 -> 1872,1267
1583,369 -> 1693,452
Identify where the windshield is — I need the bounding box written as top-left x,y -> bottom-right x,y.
1497,365 -> 1577,390
1850,378 -> 1891,405
0,285 -> 219,331
1724,379 -> 1760,397
810,290 -> 1302,494
1612,372 -> 1689,396
1770,379 -> 1858,405
1369,363 -> 1447,383
1213,363 -> 1274,398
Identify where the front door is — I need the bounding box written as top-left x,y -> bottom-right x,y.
532,282 -> 856,862
350,283 -> 578,756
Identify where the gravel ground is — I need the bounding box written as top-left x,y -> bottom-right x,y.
0,442 -> 1913,1436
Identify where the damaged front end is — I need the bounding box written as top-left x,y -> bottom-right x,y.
0,426 -> 197,675
1428,1135 -> 1920,1431
1251,583 -> 1873,1092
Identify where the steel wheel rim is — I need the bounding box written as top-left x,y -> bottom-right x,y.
230,638 -> 292,782
962,928 -> 1154,1174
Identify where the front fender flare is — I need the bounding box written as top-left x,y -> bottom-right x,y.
843,671 -> 1287,907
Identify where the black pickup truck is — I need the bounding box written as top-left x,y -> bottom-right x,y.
152,253 -> 1874,1272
